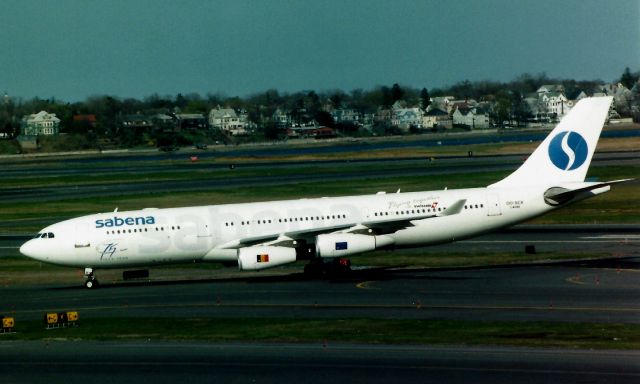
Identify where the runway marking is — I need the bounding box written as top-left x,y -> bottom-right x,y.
581,235 -> 640,240
566,271 -> 640,287
355,281 -> 380,290
566,275 -> 586,285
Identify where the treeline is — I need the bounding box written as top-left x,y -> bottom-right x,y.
0,69 -> 638,148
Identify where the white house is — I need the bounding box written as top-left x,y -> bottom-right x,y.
452,107 -> 490,129
429,96 -> 455,114
209,106 -> 248,135
331,108 -> 362,124
540,92 -> 571,119
272,108 -> 291,128
21,111 -> 60,136
392,107 -> 423,131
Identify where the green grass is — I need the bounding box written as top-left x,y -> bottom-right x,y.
2,318 -> 639,349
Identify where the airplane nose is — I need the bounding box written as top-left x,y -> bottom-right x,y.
20,239 -> 43,261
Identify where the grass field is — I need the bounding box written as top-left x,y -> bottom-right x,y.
2,318 -> 639,350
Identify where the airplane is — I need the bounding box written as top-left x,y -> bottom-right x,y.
20,96 -> 629,288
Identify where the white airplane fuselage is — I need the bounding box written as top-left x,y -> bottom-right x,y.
20,183 -> 608,269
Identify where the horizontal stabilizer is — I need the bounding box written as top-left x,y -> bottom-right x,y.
544,179 -> 632,206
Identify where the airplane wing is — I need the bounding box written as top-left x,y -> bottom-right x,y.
216,199 -> 467,249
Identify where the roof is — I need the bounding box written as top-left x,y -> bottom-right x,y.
210,107 -> 238,119
537,84 -> 565,93
26,111 -> 60,123
425,108 -> 448,116
73,114 -> 96,122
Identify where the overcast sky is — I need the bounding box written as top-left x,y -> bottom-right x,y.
1,0 -> 638,102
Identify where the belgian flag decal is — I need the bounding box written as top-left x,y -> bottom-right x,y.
257,254 -> 270,263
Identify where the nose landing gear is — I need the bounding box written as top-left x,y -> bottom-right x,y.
84,268 -> 99,289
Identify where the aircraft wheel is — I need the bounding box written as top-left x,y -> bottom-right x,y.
84,278 -> 99,289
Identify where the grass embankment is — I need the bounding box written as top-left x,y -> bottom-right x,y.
2,318 -> 639,350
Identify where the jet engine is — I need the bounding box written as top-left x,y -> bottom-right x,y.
237,246 -> 297,271
315,233 -> 394,258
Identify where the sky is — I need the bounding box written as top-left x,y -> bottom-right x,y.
1,0 -> 638,102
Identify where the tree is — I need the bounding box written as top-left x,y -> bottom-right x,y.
390,83 -> 404,103
420,88 -> 431,109
620,67 -> 639,89
329,91 -> 346,108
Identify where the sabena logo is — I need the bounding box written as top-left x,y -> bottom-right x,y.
95,216 -> 156,228
547,131 -> 588,171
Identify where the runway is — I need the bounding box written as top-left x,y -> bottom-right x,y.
1,224 -> 638,324
1,342 -> 639,384
1,229 -> 638,383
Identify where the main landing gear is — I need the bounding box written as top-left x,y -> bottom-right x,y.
84,267 -> 99,289
304,258 -> 352,277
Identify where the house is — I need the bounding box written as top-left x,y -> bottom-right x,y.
452,107 -> 490,129
597,83 -> 633,116
21,111 -> 61,136
176,113 -> 207,131
392,108 -> 423,131
72,114 -> 97,128
422,108 -> 452,129
429,96 -> 455,113
314,127 -> 337,139
209,106 -> 248,135
540,92 -> 571,119
374,108 -> 392,125
121,115 -> 153,131
271,108 -> 292,129
331,108 -> 362,124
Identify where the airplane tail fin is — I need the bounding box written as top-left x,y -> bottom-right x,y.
489,96 -> 612,188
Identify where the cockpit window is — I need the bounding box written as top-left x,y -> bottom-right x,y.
33,232 -> 55,239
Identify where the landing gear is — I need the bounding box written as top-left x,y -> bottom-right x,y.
304,258 -> 352,277
83,267 -> 99,289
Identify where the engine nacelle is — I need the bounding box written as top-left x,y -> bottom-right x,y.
315,233 -> 394,258
237,246 -> 297,271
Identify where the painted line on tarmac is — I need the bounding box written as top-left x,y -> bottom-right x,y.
7,302 -> 640,316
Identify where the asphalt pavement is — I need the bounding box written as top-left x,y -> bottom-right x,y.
1,341 -> 638,384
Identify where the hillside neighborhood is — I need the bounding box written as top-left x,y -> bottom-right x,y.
3,70 -> 639,152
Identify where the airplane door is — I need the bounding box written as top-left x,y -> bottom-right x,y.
197,219 -> 212,238
74,223 -> 91,248
486,193 -> 502,216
